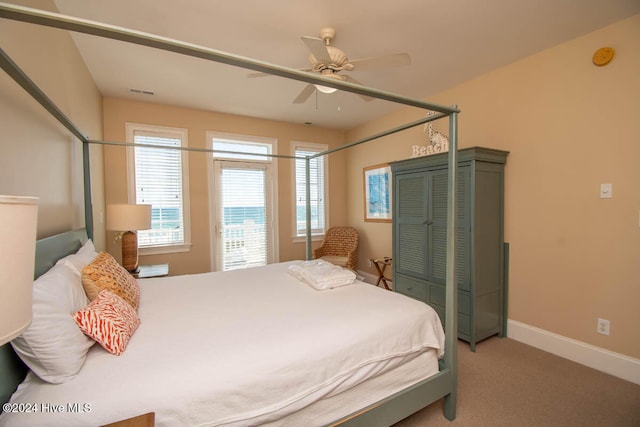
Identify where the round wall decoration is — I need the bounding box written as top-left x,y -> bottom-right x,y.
592,47 -> 615,66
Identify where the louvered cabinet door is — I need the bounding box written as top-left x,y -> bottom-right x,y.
428,167 -> 470,290
394,171 -> 428,278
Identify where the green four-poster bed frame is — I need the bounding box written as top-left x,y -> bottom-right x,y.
0,3 -> 460,425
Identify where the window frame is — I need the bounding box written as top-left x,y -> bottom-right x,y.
125,123 -> 192,255
291,141 -> 329,241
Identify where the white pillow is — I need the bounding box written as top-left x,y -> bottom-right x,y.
11,263 -> 95,383
56,239 -> 98,276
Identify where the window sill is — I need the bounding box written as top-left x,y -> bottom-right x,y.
139,243 -> 191,256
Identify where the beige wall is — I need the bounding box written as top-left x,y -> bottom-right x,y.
102,97 -> 346,276
0,0 -> 105,248
346,15 -> 640,359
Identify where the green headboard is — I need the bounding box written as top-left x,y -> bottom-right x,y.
0,229 -> 87,408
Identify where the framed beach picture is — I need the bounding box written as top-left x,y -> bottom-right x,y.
363,163 -> 392,222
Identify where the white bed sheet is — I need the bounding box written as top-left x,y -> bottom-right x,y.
0,261 -> 444,427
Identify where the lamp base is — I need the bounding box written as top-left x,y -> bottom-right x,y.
121,231 -> 139,273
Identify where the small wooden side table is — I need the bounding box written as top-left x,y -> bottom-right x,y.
133,264 -> 169,279
370,257 -> 392,290
102,412 -> 155,427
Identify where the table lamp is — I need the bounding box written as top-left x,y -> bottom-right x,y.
106,204 -> 152,273
0,195 -> 38,346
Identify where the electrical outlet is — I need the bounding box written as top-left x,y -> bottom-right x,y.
367,259 -> 372,267
597,318 -> 610,336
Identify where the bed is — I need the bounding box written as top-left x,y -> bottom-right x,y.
0,230 -> 445,426
0,3 -> 460,425
0,232 -> 448,426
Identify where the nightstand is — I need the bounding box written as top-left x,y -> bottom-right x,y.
132,264 -> 169,279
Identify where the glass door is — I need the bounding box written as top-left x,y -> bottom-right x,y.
213,160 -> 273,271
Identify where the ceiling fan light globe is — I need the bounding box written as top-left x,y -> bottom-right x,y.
315,85 -> 338,94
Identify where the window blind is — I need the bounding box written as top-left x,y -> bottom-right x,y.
133,132 -> 185,247
295,148 -> 325,236
212,140 -> 270,161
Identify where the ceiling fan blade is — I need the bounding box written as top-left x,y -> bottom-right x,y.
293,84 -> 316,104
349,53 -> 411,71
344,76 -> 374,102
301,36 -> 331,64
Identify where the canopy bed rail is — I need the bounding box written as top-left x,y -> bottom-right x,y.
0,46 -> 94,240
0,3 -> 459,116
0,2 -> 460,424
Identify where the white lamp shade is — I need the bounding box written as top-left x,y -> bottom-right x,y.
106,204 -> 152,231
0,195 -> 38,345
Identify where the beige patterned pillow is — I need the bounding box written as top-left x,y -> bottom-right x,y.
81,252 -> 140,310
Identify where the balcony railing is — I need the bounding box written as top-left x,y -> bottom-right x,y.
223,221 -> 267,271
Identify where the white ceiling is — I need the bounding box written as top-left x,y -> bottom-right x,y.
44,0 -> 640,129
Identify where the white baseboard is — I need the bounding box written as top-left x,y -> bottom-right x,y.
508,319 -> 640,385
357,270 -> 377,285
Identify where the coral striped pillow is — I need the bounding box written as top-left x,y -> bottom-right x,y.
73,290 -> 140,355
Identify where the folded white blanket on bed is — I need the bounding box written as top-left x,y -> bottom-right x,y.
288,259 -> 356,290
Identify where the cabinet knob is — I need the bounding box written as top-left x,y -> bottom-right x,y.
423,220 -> 433,225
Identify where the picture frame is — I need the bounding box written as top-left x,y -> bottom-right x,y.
363,163 -> 392,222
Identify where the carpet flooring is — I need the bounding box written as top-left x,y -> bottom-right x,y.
393,337 -> 640,427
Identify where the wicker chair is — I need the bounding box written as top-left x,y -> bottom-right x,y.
313,226 -> 359,270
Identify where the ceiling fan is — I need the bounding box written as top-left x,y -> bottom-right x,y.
249,27 -> 411,104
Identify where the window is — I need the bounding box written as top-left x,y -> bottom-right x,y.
126,123 -> 190,253
293,142 -> 327,238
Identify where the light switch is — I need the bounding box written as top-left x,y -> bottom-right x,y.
600,183 -> 612,199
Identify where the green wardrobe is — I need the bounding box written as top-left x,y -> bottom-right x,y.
391,147 -> 509,351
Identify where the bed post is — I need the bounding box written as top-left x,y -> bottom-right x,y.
305,156 -> 312,260
443,106 -> 459,420
83,141 -> 94,241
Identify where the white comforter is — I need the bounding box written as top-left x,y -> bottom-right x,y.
1,261 -> 444,427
